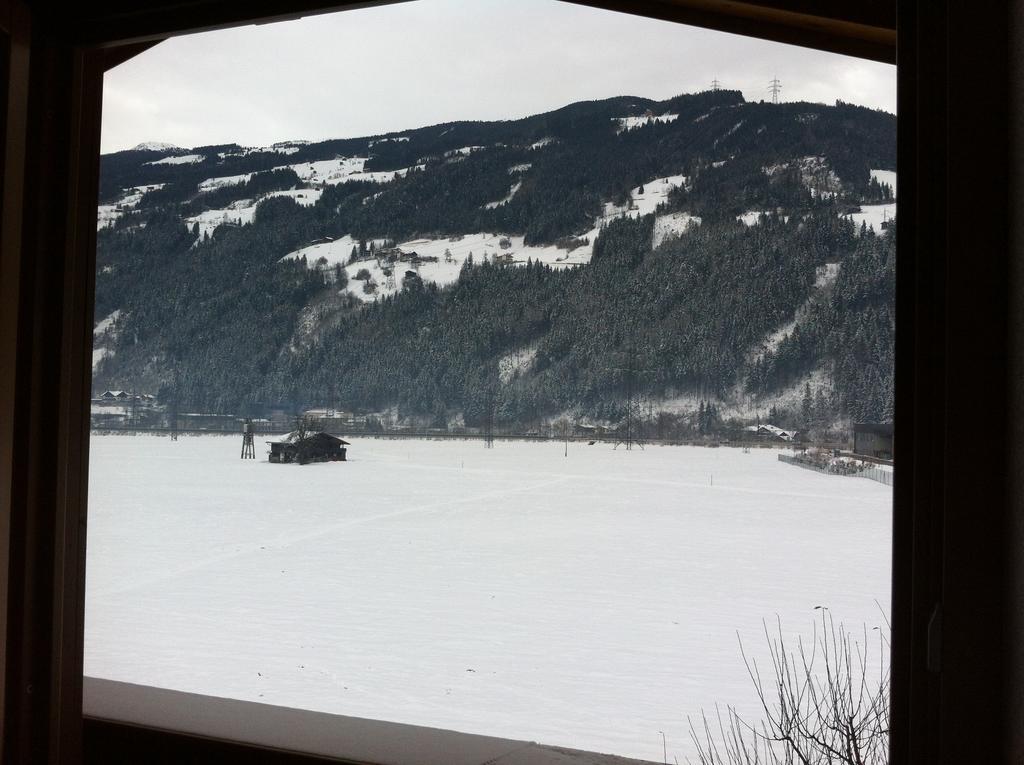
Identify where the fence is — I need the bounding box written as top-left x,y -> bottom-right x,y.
778,453 -> 894,486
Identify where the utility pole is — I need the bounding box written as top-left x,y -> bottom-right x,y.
769,76 -> 782,104
711,77 -> 721,91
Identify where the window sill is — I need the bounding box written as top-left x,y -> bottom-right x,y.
83,676 -> 658,765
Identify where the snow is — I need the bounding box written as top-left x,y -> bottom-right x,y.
444,146 -> 485,157
737,210 -> 789,227
368,136 -> 410,146
144,153 -> 206,166
91,347 -> 110,371
652,211 -> 701,248
94,309 -> 121,337
85,435 -> 891,764
608,175 -> 688,221
131,141 -> 179,152
814,262 -> 841,289
747,263 -> 840,364
265,188 -> 323,207
281,236 -> 389,271
286,174 -> 690,297
529,137 -> 557,150
198,173 -> 253,192
96,184 -> 167,230
845,203 -> 896,234
198,156 -> 422,195
508,163 -> 532,174
483,181 -> 522,209
185,199 -> 258,239
218,145 -> 303,158
498,345 -> 538,383
869,169 -> 897,198
613,113 -> 679,134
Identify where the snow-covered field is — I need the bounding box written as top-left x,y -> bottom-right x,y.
86,435 -> 891,763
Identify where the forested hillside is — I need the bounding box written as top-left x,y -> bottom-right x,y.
92,89 -> 896,432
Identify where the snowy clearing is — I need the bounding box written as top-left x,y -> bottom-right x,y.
144,153 -> 206,166
845,203 -> 896,234
529,137 -> 557,150
613,113 -> 679,133
198,173 -> 253,192
869,169 -> 897,198
652,211 -> 701,248
285,172 -> 693,299
93,309 -> 121,337
198,156 -> 423,195
185,199 -> 258,239
96,184 -> 166,230
86,436 -> 891,764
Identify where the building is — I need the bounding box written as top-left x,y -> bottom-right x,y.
853,423 -> 894,461
267,432 -> 349,463
743,423 -> 797,441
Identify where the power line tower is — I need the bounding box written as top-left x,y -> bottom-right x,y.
241,417 -> 255,459
711,77 -> 721,91
609,346 -> 655,451
483,386 -> 496,449
768,75 -> 782,104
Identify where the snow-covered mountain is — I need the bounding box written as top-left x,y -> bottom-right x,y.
93,89 -> 895,431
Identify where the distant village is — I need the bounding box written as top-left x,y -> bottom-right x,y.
89,388 -> 893,464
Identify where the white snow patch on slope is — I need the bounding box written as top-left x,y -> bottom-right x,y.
814,262 -> 841,289
737,210 -> 790,227
748,262 -> 842,364
198,173 -> 252,192
287,174 -> 692,298
508,163 -> 532,174
86,435 -> 891,764
282,235 -> 389,270
199,157 -> 422,194
529,137 -> 556,150
368,136 -> 410,146
763,156 -> 841,199
91,347 -> 110,372
94,309 -> 121,338
613,113 -> 679,134
845,203 -> 896,234
131,141 -> 179,152
264,188 -> 322,207
219,145 -> 302,158
483,181 -> 522,209
185,199 -> 258,239
498,345 -> 538,384
652,211 -> 701,248
145,153 -> 205,166
96,184 -> 166,230
869,169 -> 897,198
444,146 -> 485,158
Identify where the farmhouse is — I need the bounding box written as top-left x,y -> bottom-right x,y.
267,432 -> 349,464
743,423 -> 797,441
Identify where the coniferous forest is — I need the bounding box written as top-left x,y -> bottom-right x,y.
93,89 -> 895,433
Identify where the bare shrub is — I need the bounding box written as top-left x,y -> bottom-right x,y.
690,611 -> 889,765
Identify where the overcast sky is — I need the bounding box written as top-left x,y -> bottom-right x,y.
100,0 -> 896,154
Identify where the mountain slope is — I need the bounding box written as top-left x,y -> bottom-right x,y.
92,89 -> 896,432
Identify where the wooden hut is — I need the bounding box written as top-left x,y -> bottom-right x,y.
268,432 -> 350,464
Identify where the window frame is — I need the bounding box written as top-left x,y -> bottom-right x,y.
10,1 -> 1019,763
